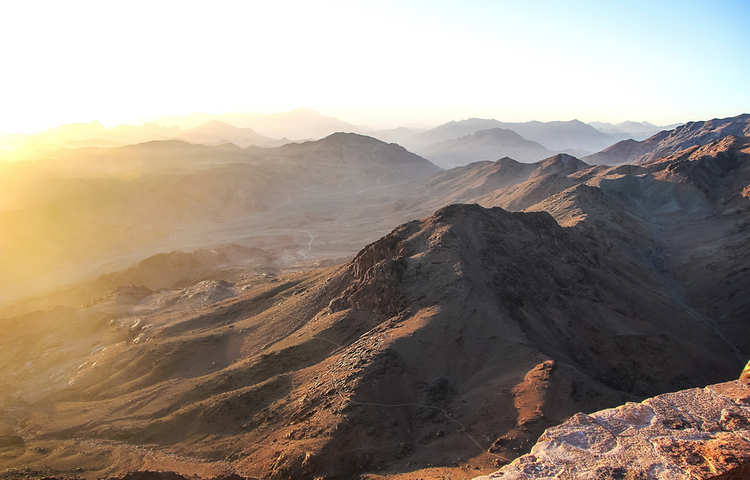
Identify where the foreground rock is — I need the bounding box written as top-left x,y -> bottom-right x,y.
477,380 -> 750,480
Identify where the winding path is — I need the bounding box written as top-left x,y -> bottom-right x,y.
298,231 -> 314,259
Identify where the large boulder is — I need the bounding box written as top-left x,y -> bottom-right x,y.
477,380 -> 750,479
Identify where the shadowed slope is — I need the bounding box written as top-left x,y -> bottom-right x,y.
1,119 -> 750,480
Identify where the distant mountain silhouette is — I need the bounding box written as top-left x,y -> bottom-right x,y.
365,126 -> 419,144
0,133 -> 439,290
156,108 -> 363,140
420,127 -> 555,168
400,118 -> 509,152
0,120 -> 280,152
588,120 -> 681,140
403,118 -> 628,157
180,120 -> 275,147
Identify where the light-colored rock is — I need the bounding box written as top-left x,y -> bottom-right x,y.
476,380 -> 750,480
740,361 -> 750,383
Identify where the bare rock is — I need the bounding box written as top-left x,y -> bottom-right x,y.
476,380 -> 750,480
740,360 -> 750,383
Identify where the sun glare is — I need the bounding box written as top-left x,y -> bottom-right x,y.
0,0 -> 747,133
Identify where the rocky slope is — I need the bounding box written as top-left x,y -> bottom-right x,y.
416,154 -> 589,207
2,116 -> 749,479
0,244 -> 277,319
583,113 -> 750,165
476,380 -> 750,479
1,193 -> 745,478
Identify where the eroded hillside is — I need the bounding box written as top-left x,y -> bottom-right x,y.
1,117 -> 749,479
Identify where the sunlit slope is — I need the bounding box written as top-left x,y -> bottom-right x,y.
1,186 -> 747,477
583,113 -> 750,165
1,126 -> 749,479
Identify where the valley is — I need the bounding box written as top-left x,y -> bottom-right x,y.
0,114 -> 749,479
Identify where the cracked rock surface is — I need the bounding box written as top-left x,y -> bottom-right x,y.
476,380 -> 750,480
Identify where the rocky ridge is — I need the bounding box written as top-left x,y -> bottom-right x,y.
583,114 -> 750,165
1,116 -> 750,479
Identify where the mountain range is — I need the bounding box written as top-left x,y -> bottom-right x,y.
587,120 -> 681,139
0,113 -> 748,479
398,118 -> 632,157
0,120 -> 284,154
419,128 -> 555,168
154,108 -> 365,140
0,133 -> 439,297
1,110 -> 681,170
584,113 -> 750,165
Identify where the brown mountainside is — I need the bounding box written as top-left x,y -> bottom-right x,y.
2,135 -> 749,478
583,113 -> 750,165
1,118 -> 750,479
415,154 -> 589,207
1,201 -> 741,479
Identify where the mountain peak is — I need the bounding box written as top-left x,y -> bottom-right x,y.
533,153 -> 588,177
421,128 -> 553,168
584,113 -> 750,165
317,131 -> 380,145
203,119 -> 232,126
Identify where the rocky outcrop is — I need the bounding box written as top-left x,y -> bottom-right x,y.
326,224 -> 414,316
476,380 -> 750,480
347,228 -> 412,279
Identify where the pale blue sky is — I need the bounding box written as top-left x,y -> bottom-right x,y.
1,0 -> 748,132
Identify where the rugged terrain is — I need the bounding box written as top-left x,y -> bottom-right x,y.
1,115 -> 749,479
583,114 -> 750,165
478,380 -> 750,479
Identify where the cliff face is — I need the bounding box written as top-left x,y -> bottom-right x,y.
477,380 -> 750,480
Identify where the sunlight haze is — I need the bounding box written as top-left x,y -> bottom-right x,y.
3,3 -> 750,478
1,0 -> 748,133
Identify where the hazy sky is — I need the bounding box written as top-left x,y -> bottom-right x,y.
2,0 -> 749,133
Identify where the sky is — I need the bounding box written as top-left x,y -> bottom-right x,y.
1,0 -> 749,133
